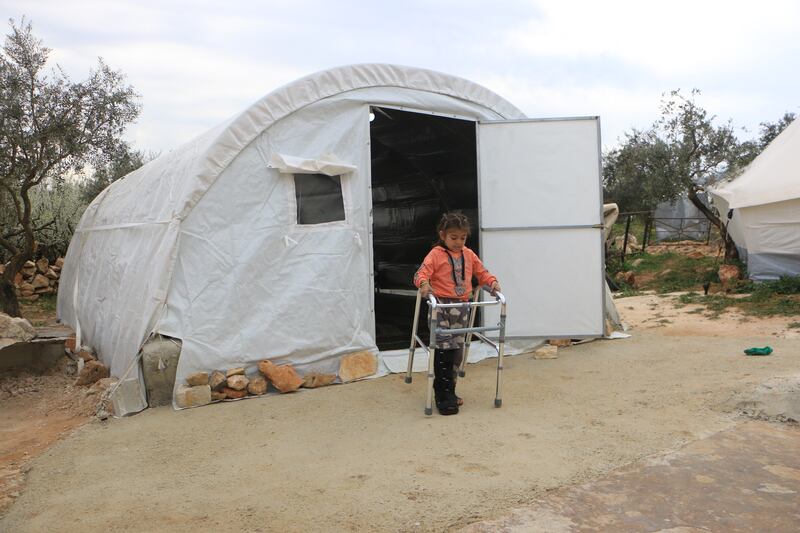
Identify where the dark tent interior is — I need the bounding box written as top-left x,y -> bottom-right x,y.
369,107 -> 479,349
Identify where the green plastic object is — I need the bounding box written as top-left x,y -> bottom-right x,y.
744,346 -> 773,356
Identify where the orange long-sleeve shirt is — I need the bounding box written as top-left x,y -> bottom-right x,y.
413,246 -> 497,301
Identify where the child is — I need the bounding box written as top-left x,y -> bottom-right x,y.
413,212 -> 501,415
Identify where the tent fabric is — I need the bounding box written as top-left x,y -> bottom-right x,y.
57,64 -> 528,413
709,118 -> 800,280
711,118 -> 800,209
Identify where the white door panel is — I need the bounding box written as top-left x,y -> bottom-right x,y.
481,229 -> 604,337
478,118 -> 604,337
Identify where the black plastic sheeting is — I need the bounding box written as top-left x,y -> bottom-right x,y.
370,107 -> 479,349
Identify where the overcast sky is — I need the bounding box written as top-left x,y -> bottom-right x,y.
5,0 -> 800,154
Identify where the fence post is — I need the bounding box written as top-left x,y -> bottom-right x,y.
621,214 -> 631,265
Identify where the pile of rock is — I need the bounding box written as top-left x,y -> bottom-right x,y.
1,257 -> 65,301
67,344 -> 111,387
176,350 -> 378,409
177,362 -> 309,408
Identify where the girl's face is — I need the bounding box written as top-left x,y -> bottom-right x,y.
440,229 -> 468,253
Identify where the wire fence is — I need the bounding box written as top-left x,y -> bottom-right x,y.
613,212 -> 717,264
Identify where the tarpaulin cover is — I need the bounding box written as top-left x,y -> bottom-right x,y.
709,118 -> 800,280
57,64 -> 525,412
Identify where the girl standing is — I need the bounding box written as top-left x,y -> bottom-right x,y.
413,212 -> 501,415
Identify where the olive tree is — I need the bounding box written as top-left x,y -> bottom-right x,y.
0,19 -> 140,316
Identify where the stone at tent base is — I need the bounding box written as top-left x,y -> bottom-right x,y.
54,257 -> 65,269
85,377 -> 115,397
247,375 -> 268,395
338,351 -> 378,383
209,370 -> 227,391
45,268 -> 59,280
222,387 -> 247,399
75,350 -> 95,362
176,385 -> 212,408
186,371 -> 209,387
227,374 -> 249,391
141,337 -> 181,408
548,339 -> 571,347
226,367 -> 245,377
532,345 -> 558,359
74,360 -> 110,386
65,335 -> 77,353
718,264 -> 741,292
211,390 -> 227,401
258,360 -> 303,393
302,373 -> 337,388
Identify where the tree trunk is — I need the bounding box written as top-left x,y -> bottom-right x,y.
0,253 -> 27,317
686,188 -> 739,261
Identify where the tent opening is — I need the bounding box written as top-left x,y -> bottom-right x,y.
369,106 -> 479,350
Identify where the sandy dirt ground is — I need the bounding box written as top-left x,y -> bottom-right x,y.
1,295 -> 799,532
0,359 -> 99,512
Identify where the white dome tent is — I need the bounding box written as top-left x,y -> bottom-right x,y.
58,64 -> 610,413
709,118 -> 800,280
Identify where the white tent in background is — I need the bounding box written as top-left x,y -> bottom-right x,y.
58,64 -> 613,413
709,118 -> 800,280
653,194 -> 710,242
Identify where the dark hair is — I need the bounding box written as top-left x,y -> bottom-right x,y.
436,212 -> 471,246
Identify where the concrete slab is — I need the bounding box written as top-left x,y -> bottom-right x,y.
462,421 -> 800,532
0,325 -> 73,373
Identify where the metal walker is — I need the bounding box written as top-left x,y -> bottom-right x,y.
405,286 -> 507,415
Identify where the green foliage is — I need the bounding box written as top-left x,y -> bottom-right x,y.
603,89 -> 741,214
676,276 -> 800,318
35,293 -> 57,313
81,144 -> 154,203
609,252 -> 718,294
27,180 -> 87,259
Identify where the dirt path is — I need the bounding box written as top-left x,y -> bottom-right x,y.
617,291 -> 800,339
2,317 -> 799,531
461,420 -> 800,532
0,362 -> 97,512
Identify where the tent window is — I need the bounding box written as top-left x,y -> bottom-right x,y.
294,173 -> 346,225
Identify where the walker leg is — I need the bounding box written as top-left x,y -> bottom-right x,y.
459,288 -> 480,378
406,290 -> 423,384
494,302 -> 507,408
425,307 -> 437,416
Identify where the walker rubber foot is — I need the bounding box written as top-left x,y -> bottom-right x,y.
494,399 -> 502,408
424,407 -> 433,416
458,370 -> 466,377
404,376 -> 412,384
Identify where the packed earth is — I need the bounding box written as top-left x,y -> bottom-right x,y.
1,257 -> 799,531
